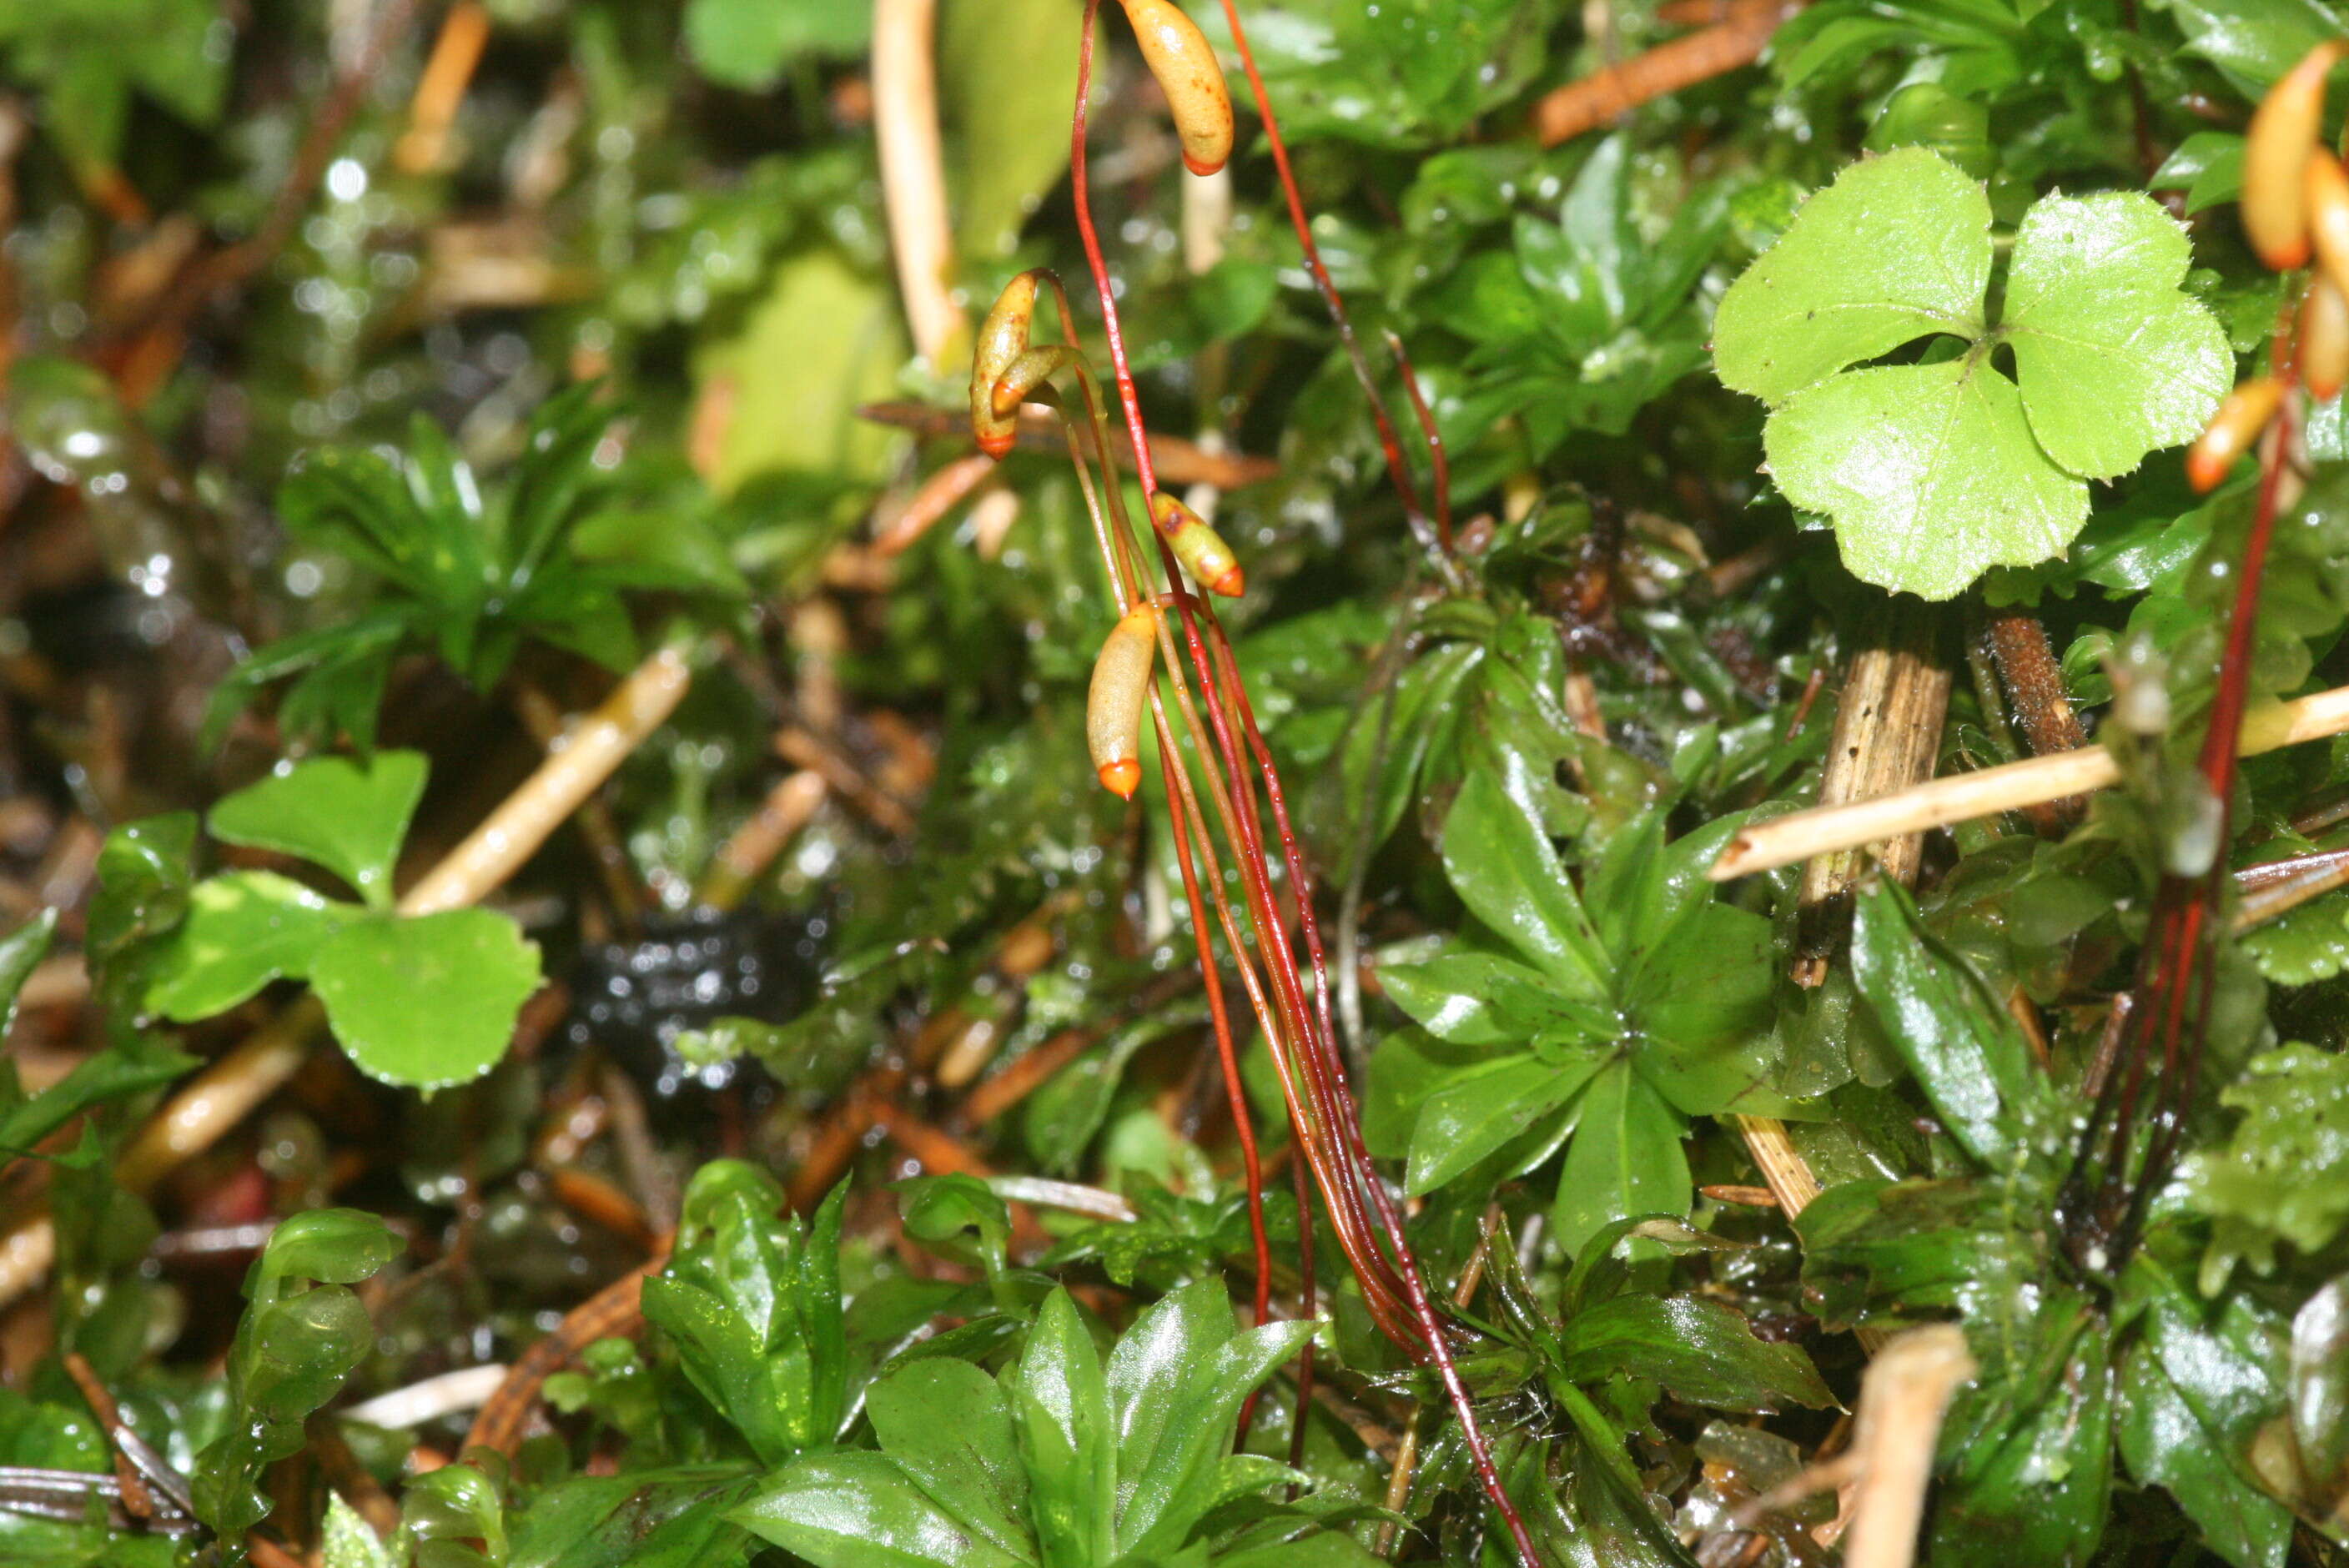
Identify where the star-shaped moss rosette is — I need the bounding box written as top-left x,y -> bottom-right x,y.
1713,147 -> 2233,600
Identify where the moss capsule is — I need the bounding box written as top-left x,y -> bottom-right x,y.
2244,42 -> 2346,269
2304,276 -> 2349,402
1150,490 -> 1245,597
970,270 -> 1043,459
2309,150 -> 2349,307
1088,606 -> 1161,798
1117,0 -> 1234,177
2186,377 -> 2285,492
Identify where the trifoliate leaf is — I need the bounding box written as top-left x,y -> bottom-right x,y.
1766,359 -> 2087,601
1713,147 -> 1990,405
1715,148 -> 2231,599
2001,193 -> 2232,480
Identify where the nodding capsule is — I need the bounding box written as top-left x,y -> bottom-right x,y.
971,271 -> 1044,459
2305,276 -> 2349,402
1116,0 -> 1235,178
2244,41 -> 2347,270
1149,490 -> 1245,597
2186,378 -> 2286,492
990,344 -> 1083,419
1087,606 -> 1160,798
2309,151 -> 2349,305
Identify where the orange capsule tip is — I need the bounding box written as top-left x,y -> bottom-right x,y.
1098,758 -> 1143,798
1183,153 -> 1227,178
1205,564 -> 1245,597
978,429 -> 1015,460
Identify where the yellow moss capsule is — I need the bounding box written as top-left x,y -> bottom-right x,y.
2304,275 -> 2349,401
2186,377 -> 2286,492
990,344 -> 1083,418
2244,41 -> 2347,270
970,271 -> 1043,460
1149,490 -> 1245,597
2309,150 -> 2349,307
1117,0 -> 1235,178
1087,606 -> 1160,798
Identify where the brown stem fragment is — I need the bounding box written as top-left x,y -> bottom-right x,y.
1982,609 -> 2086,832
1793,601 -> 1954,985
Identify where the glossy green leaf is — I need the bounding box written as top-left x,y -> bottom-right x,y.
307,910 -> 541,1088
1557,1294 -> 1834,1412
1439,767 -> 1608,998
1378,947 -> 1612,1048
1405,1050 -> 1599,1195
324,1495 -> 395,1568
0,909 -> 55,1043
143,871 -> 354,1020
2115,1259 -> 2292,1568
2288,1275 -> 2349,1502
209,751 -> 428,909
867,1360 -> 1030,1557
506,1468 -> 762,1568
1849,881 -> 2034,1163
1552,1060 -> 1688,1260
683,0 -> 870,91
940,0 -> 1080,262
734,1452 -> 1032,1568
252,1208 -> 401,1290
1011,1289 -> 1114,1568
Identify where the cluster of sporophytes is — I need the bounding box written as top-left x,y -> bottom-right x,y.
20,0 -> 2349,1565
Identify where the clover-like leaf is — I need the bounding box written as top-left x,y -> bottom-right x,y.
1767,357 -> 2087,601
307,910 -> 541,1088
2001,192 -> 2232,480
1713,147 -> 1990,405
1717,148 -> 2231,599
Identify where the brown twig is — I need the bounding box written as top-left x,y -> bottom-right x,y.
1713,681 -> 2349,882
394,1 -> 490,174
873,0 -> 963,365
462,1244 -> 670,1457
1533,0 -> 1800,146
1982,609 -> 2087,832
1793,601 -> 1953,983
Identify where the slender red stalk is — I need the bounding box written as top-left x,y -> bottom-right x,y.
1066,10 -> 1537,1560
1386,328 -> 1454,551
1210,0 -> 1459,575
2067,301 -> 2301,1266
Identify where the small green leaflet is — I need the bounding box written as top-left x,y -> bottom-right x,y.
1713,147 -> 2231,600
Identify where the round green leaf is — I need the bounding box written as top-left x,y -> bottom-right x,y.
308,910 -> 541,1088
1765,358 -> 2088,601
2002,190 -> 2232,481
1712,146 -> 1992,406
144,872 -> 352,1022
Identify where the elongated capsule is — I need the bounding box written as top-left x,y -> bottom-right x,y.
991,344 -> 1084,418
2305,275 -> 2349,401
971,271 -> 1043,459
2186,377 -> 2286,491
1149,490 -> 1245,596
2310,150 -> 2349,304
1088,606 -> 1160,798
1117,0 -> 1234,177
2245,41 -> 2346,269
